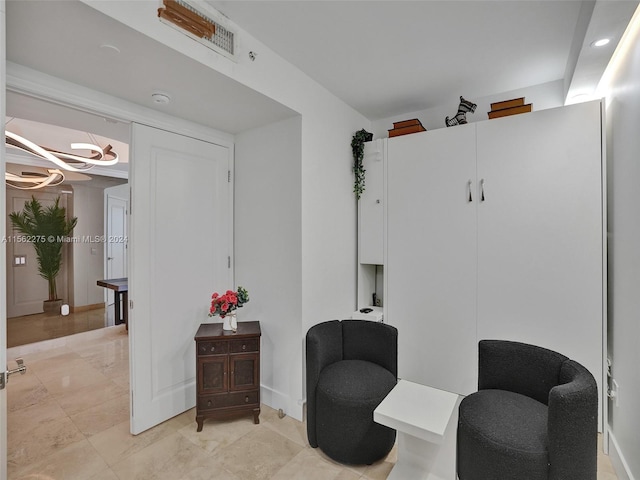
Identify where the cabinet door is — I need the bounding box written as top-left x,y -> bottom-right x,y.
198,356 -> 228,394
387,125 -> 478,395
476,101 -> 603,394
229,353 -> 259,391
359,140 -> 385,265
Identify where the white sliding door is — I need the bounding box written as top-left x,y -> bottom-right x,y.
129,123 -> 232,434
386,124 -> 478,395
476,101 -> 603,405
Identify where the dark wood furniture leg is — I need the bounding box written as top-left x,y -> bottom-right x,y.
114,292 -> 121,325
122,291 -> 129,330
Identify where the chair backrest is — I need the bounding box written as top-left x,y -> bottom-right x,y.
342,320 -> 398,377
306,320 -> 343,447
547,359 -> 598,480
478,340 -> 567,405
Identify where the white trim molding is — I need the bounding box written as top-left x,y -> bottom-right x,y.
608,430 -> 636,480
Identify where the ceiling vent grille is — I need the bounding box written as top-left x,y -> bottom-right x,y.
158,0 -> 236,60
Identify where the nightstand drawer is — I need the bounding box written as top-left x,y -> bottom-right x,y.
197,341 -> 228,356
198,390 -> 259,410
230,338 -> 259,353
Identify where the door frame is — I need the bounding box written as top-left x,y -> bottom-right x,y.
4,63 -> 235,434
104,188 -> 129,323
1,2 -> 8,478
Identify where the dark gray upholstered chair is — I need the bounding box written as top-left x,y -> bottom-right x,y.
457,340 -> 598,480
306,320 -> 397,465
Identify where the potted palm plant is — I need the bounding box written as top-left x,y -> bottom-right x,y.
9,196 -> 78,314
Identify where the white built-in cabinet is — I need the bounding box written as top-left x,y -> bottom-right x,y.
359,140 -> 384,265
357,140 -> 385,312
376,100 -> 604,421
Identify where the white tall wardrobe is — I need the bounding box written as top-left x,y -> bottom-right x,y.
364,100 -> 605,422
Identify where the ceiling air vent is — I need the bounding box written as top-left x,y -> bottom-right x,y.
158,0 -> 236,60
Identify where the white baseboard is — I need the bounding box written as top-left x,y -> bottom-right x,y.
608,431 -> 636,480
260,384 -> 303,422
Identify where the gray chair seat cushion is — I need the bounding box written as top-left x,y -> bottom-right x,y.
316,359 -> 396,464
458,389 -> 549,480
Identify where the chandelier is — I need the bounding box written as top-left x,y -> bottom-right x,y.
5,130 -> 119,190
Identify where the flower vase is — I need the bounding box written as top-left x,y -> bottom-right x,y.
222,313 -> 238,332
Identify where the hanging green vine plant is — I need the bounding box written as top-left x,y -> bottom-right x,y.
351,129 -> 373,200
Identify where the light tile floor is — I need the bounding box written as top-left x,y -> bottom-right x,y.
7,306 -> 112,348
6,325 -> 618,480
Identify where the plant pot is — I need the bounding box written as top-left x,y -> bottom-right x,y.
43,299 -> 63,316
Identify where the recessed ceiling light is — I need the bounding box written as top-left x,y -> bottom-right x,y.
591,38 -> 611,47
151,93 -> 172,105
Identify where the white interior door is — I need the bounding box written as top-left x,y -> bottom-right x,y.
386,124 -> 478,395
129,123 -> 232,434
1,1 -> 8,476
476,101 -> 603,419
106,193 -> 128,322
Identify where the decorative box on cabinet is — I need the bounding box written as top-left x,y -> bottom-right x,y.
194,321 -> 261,431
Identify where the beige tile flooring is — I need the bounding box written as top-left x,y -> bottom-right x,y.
6,325 -> 618,480
7,306 -> 112,348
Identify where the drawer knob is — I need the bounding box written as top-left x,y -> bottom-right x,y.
242,345 -> 246,350
210,346 -> 215,352
207,400 -> 212,407
245,396 -> 249,403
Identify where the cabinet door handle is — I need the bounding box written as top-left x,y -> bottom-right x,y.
480,179 -> 485,202
467,180 -> 473,202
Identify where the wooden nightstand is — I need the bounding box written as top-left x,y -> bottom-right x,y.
194,321 -> 261,431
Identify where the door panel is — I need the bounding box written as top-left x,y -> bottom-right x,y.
386,125 -> 478,395
359,140 -> 384,264
476,102 -> 603,404
106,195 -> 127,323
130,123 -> 231,434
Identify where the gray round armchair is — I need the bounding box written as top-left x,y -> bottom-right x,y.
306,320 -> 397,465
457,340 -> 598,480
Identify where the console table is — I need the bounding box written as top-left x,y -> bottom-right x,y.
96,278 -> 128,329
374,379 -> 461,480
194,321 -> 261,431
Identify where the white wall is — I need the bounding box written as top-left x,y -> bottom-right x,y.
85,1 -> 371,420
71,184 -> 106,308
601,7 -> 640,479
371,79 -> 564,138
235,115 -> 302,417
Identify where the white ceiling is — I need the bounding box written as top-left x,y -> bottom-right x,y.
5,0 -> 298,135
5,0 -> 638,141
210,0 -> 584,119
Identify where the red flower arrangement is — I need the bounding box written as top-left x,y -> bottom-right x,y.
208,286 -> 249,318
